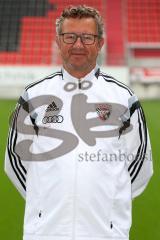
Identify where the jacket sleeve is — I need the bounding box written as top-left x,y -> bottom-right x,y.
4,90 -> 34,199
123,95 -> 153,199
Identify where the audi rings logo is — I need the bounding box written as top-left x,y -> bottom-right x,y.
42,115 -> 64,124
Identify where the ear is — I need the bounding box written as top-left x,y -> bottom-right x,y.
98,37 -> 104,51
56,35 -> 61,48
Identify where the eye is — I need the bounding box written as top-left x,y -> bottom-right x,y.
84,35 -> 93,40
65,34 -> 75,40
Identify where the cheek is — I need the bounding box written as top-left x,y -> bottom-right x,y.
60,45 -> 70,56
89,47 -> 99,57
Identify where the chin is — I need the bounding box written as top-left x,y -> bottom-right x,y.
71,64 -> 87,71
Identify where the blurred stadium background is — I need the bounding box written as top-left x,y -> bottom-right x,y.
0,0 -> 160,239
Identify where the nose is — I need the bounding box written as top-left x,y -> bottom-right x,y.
73,36 -> 84,48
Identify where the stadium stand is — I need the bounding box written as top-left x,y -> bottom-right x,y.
106,1 -> 125,65
125,0 -> 160,98
0,0 -> 159,99
0,0 -> 159,67
0,0 -> 103,65
0,0 -> 57,64
126,0 -> 160,66
127,0 -> 160,43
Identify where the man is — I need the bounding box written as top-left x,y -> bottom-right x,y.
5,5 -> 153,240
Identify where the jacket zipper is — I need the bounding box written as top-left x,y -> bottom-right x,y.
72,154 -> 78,240
72,80 -> 81,239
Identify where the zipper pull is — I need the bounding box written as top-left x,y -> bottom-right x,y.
39,210 -> 42,218
78,79 -> 82,89
110,221 -> 113,229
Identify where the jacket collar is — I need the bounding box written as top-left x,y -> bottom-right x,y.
61,65 -> 100,83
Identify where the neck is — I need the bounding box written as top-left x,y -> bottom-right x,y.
63,64 -> 96,79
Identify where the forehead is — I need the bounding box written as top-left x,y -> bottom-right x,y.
61,17 -> 97,33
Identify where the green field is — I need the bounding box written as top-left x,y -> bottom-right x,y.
0,99 -> 160,239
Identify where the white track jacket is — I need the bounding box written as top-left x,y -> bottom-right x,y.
5,67 -> 153,240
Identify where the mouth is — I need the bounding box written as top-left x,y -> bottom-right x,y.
70,53 -> 87,59
71,53 -> 86,55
